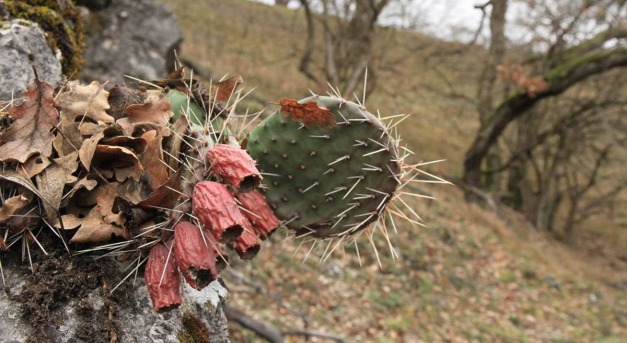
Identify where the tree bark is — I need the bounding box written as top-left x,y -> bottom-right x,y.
463,47 -> 627,190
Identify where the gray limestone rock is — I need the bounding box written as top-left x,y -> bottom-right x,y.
80,0 -> 183,85
0,19 -> 63,100
0,252 -> 230,342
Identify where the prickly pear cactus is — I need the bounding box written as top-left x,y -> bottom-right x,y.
246,95 -> 401,238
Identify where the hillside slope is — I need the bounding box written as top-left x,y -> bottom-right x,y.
160,0 -> 626,341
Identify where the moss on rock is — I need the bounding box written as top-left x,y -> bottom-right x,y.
2,0 -> 85,77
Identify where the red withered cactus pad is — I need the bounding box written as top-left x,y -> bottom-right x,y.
173,221 -> 224,290
235,190 -> 281,239
206,144 -> 261,192
230,217 -> 261,260
145,244 -> 182,311
192,181 -> 245,242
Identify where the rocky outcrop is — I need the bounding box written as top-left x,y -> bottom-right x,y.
0,19 -> 62,100
0,251 -> 230,343
80,0 -> 183,85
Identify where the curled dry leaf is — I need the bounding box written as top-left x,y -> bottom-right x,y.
211,75 -> 243,102
92,145 -> 144,182
55,81 -> 114,124
61,177 -> 98,207
36,163 -> 66,221
78,126 -> 106,170
0,194 -> 31,222
100,135 -> 148,155
123,98 -> 172,126
0,80 -> 58,163
54,151 -> 80,184
140,130 -> 168,189
62,209 -> 129,243
19,155 -> 51,178
164,114 -> 189,171
60,184 -> 129,243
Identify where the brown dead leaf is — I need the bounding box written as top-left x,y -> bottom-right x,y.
138,169 -> 183,209
60,184 -> 129,243
100,135 -> 148,154
0,80 -> 59,163
115,178 -> 145,205
36,162 -> 66,220
62,210 -> 129,243
211,75 -> 243,102
93,184 -> 126,226
19,155 -> 51,178
54,151 -> 80,184
140,130 -> 168,189
279,98 -> 336,128
0,169 -> 48,205
79,126 -> 106,170
164,114 -> 189,170
56,80 -> 114,124
0,194 -> 31,222
123,98 -> 172,127
53,121 -> 84,158
106,85 -> 145,120
92,145 -> 143,182
61,177 -> 98,207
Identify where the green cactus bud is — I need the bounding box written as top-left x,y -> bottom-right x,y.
246,95 -> 401,238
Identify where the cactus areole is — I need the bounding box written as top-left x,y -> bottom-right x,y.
246,96 -> 401,238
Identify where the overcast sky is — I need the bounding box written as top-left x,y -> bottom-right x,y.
251,0 -> 485,42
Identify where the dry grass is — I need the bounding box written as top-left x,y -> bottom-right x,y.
160,0 -> 626,341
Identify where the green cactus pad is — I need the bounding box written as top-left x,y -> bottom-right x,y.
166,89 -> 205,126
246,95 -> 401,238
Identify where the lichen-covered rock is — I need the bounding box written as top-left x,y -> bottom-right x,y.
1,0 -> 85,77
0,252 -> 230,342
80,0 -> 183,85
0,19 -> 62,100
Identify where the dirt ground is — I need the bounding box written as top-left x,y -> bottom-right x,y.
2,236 -> 131,343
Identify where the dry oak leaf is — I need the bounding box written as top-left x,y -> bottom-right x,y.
140,130 -> 168,189
60,177 -> 98,207
79,125 -> 106,170
138,169 -> 183,209
0,194 -> 31,222
211,75 -> 243,102
120,98 -> 172,129
19,155 -> 51,179
55,81 -> 114,124
62,209 -> 129,243
0,80 -> 59,163
60,184 -> 129,243
91,144 -> 144,182
36,162 -> 66,220
54,151 -> 80,184
164,114 -> 189,171
279,98 -> 336,128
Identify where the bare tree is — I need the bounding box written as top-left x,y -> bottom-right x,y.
298,0 -> 391,97
460,0 -> 627,234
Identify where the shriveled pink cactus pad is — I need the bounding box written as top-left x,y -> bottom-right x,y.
145,244 -> 182,311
